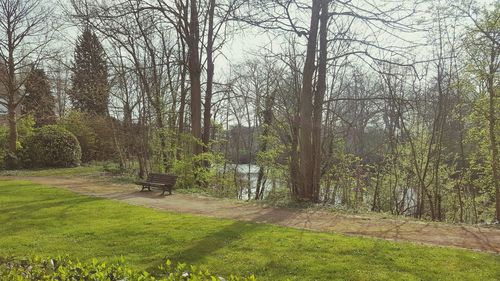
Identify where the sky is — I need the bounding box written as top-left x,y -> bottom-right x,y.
50,0 -> 498,81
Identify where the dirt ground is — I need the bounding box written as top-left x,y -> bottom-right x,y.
6,176 -> 500,254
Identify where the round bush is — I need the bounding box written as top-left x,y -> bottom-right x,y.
22,125 -> 82,168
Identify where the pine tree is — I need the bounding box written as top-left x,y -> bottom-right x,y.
70,27 -> 109,115
22,69 -> 56,127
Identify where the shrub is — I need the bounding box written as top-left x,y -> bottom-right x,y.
0,256 -> 257,281
0,126 -> 8,167
171,151 -> 239,198
21,125 -> 82,168
0,115 -> 36,170
59,111 -> 117,163
16,114 -> 36,144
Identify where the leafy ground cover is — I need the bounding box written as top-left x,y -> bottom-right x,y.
0,256 -> 255,280
0,180 -> 499,280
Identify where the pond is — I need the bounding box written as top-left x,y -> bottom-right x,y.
224,163 -> 274,200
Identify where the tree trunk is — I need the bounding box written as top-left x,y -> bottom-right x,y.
203,0 -> 216,154
487,47 -> 500,222
177,40 -> 188,160
188,0 -> 202,155
311,0 -> 329,201
5,42 -> 18,169
297,0 -> 321,201
6,103 -> 17,168
255,92 -> 275,200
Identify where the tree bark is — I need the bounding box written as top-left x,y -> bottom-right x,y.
312,0 -> 329,201
177,39 -> 188,160
203,0 -> 216,154
188,0 -> 203,155
297,0 -> 321,201
5,32 -> 17,169
487,45 -> 500,222
255,92 -> 276,200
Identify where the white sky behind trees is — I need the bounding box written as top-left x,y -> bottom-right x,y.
51,0 -> 495,62
42,0 -> 498,115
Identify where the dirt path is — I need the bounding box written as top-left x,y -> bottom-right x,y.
8,176 -> 500,254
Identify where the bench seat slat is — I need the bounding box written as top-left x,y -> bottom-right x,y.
135,173 -> 178,195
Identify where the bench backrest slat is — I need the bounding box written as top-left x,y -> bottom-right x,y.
147,173 -> 177,184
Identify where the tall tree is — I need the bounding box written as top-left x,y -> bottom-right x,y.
202,0 -> 216,154
463,4 -> 500,222
22,69 -> 56,127
298,0 -> 321,201
0,0 -> 54,168
70,27 -> 109,115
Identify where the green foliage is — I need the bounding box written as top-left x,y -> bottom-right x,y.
17,115 -> 36,143
60,111 -> 117,162
22,68 -> 56,127
0,116 -> 36,169
460,5 -> 500,222
149,127 -> 178,173
254,132 -> 288,201
21,125 -> 82,168
322,145 -> 369,211
462,90 -> 499,222
166,133 -> 239,197
172,149 -> 239,198
0,126 -> 8,169
70,27 -> 109,115
0,256 -> 255,281
256,133 -> 286,180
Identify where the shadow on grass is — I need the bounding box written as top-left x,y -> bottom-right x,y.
147,209 -> 301,274
1,196 -> 100,214
0,196 -> 101,234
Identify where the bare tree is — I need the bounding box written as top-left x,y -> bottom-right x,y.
0,0 -> 55,168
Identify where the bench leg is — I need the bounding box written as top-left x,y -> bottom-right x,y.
161,186 -> 172,196
141,185 -> 151,192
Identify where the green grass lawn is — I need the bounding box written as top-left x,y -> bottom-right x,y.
0,164 -> 105,177
0,163 -> 138,185
0,180 -> 499,281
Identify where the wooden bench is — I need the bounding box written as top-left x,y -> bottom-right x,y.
135,173 -> 177,195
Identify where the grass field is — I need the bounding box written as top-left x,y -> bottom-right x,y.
0,165 -> 105,177
0,179 -> 499,280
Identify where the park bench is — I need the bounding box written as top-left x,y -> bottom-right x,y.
135,173 -> 177,195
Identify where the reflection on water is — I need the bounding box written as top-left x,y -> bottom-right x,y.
223,165 -> 417,213
224,164 -> 270,200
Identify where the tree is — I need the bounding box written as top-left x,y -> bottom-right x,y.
297,0 -> 322,201
22,69 -> 56,127
236,0 -> 420,202
70,27 -> 109,116
0,0 -> 54,168
462,3 -> 500,222
185,0 -> 203,155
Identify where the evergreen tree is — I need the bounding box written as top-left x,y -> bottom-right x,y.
22,69 -> 56,127
70,27 -> 109,115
